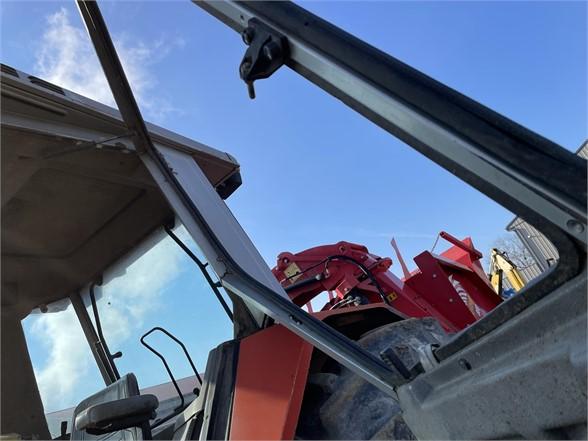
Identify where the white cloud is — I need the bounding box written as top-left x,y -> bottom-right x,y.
34,7 -> 183,122
31,307 -> 93,412
99,228 -> 188,340
31,227 -> 191,412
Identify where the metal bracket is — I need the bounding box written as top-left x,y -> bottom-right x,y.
417,343 -> 441,372
140,326 -> 202,429
41,132 -> 135,160
164,226 -> 234,322
379,344 -> 428,385
239,18 -> 289,99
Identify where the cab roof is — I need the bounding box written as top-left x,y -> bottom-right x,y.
1,64 -> 241,318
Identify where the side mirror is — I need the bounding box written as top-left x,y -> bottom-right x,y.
75,394 -> 159,435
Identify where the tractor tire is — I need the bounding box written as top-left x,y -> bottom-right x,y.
295,318 -> 448,440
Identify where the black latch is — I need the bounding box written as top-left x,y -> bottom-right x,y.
379,344 -> 426,385
239,18 -> 289,99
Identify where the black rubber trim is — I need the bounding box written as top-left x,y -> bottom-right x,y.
28,75 -> 65,95
1,63 -> 18,77
203,341 -> 239,440
216,171 -> 242,200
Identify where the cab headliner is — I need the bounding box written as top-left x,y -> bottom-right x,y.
1,65 -> 241,319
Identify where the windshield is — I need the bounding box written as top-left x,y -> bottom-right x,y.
94,225 -> 232,389
22,225 -> 232,437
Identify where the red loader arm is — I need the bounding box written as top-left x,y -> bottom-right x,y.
272,233 -> 503,332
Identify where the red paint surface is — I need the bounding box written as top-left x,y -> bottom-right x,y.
272,233 -> 502,332
230,325 -> 313,440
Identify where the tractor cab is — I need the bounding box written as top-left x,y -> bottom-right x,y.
1,65 -> 243,440
2,1 -> 586,438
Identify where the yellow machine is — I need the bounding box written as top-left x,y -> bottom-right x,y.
489,248 -> 526,296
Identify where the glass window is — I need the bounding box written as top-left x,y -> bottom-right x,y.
22,225 -> 233,438
22,299 -> 104,438
92,225 -> 232,392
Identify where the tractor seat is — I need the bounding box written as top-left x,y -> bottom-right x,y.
70,373 -> 155,440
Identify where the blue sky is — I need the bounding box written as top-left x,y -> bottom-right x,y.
3,0 -> 586,415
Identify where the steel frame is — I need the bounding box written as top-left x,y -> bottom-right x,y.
194,1 -> 586,242
192,0 -> 586,361
76,0 -> 400,397
70,291 -> 118,385
76,0 -> 586,417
